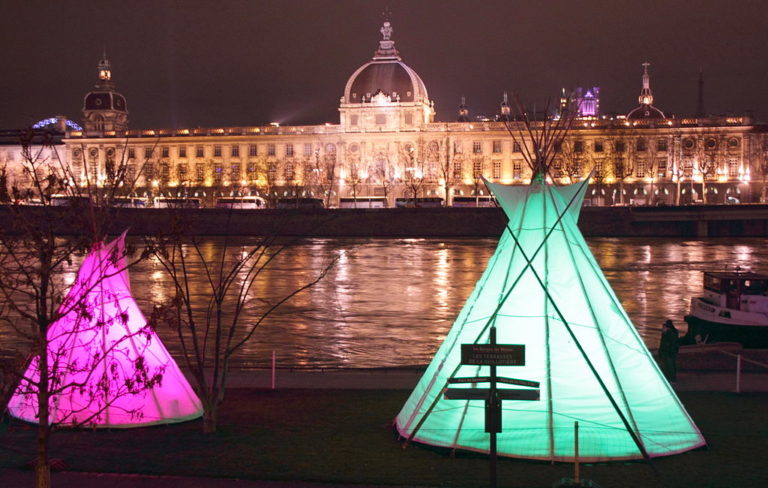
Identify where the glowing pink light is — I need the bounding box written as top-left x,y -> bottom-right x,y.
8,232 -> 202,428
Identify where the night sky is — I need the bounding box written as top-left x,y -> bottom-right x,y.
2,0 -> 767,130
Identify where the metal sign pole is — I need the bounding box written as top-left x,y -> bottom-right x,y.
489,326 -> 498,488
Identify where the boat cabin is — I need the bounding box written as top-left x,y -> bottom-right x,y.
702,271 -> 768,311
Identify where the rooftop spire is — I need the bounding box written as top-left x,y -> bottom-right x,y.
638,61 -> 653,106
696,69 -> 706,118
457,96 -> 469,122
374,20 -> 400,60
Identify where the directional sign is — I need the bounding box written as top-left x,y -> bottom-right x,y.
496,377 -> 540,388
448,376 -> 492,384
461,344 -> 525,366
448,376 -> 540,388
444,388 -> 540,401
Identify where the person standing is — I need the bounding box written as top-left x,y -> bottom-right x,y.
659,319 -> 680,382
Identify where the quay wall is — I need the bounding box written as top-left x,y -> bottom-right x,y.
1,205 -> 768,238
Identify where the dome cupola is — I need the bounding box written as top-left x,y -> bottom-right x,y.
82,50 -> 129,135
339,21 -> 434,131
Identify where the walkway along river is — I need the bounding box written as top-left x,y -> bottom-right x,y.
1,237 -> 766,369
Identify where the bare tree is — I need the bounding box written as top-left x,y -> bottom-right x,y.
435,138 -> 457,206
146,217 -> 337,433
612,142 -> 634,205
306,148 -> 337,208
0,130 -> 158,488
344,157 -> 366,206
400,141 -> 427,204
370,153 -> 396,206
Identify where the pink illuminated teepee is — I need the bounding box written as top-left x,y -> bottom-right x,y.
8,232 -> 203,428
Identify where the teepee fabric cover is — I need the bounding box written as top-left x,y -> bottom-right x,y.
396,179 -> 705,461
8,233 -> 203,428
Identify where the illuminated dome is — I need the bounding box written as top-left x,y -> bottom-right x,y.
342,21 -> 429,104
82,52 -> 129,134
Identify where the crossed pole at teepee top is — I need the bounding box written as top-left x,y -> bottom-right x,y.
403,176 -> 655,470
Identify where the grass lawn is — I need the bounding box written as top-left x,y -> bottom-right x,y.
1,389 -> 767,488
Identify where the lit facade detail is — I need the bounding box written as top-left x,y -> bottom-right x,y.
1,26 -> 767,207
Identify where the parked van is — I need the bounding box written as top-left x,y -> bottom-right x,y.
339,197 -> 387,208
215,196 -> 266,209
154,197 -> 202,208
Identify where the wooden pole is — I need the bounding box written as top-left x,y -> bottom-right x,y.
272,350 -> 276,390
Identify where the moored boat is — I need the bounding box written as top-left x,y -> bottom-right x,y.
684,270 -> 768,348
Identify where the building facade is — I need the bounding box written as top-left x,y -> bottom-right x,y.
2,22 -> 767,207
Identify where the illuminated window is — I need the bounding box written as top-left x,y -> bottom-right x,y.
231,146 -> 239,157
635,160 -> 645,178
304,143 -> 313,157
144,163 -> 154,180
267,163 -> 276,181
267,144 -> 276,156
286,144 -> 294,157
473,141 -> 482,154
126,163 -> 135,181
728,159 -> 738,177
161,146 -> 169,158
160,163 -> 170,181
594,160 -> 604,178
214,146 -> 222,157
249,144 -> 257,157
453,161 -> 462,179
284,163 -> 294,180
493,160 -> 501,179
246,163 -> 256,178
513,142 -> 521,153
178,164 -> 188,181
196,146 -> 204,158
454,141 -> 463,154
473,159 -> 483,178
196,163 -> 205,182
230,163 -> 240,179
513,161 -> 522,179
657,139 -> 668,152
492,140 -> 502,153
179,146 -> 187,158
657,159 -> 667,178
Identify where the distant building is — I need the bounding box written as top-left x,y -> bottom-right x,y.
1,22 -> 766,207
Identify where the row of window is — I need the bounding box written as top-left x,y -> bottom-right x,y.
70,135 -> 745,164
119,142 -> 332,161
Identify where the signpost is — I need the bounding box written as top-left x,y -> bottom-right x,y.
444,327 -> 538,488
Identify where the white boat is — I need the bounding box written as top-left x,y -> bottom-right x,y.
684,270 -> 768,348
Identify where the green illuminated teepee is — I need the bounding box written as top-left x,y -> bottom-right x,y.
395,100 -> 705,462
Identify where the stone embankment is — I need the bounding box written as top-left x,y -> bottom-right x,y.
2,204 -> 768,237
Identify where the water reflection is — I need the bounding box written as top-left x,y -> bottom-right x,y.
1,237 -> 766,369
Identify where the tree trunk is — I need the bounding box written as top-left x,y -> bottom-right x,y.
36,344 -> 50,488
202,405 -> 217,434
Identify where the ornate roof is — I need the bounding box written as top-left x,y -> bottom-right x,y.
343,22 -> 429,104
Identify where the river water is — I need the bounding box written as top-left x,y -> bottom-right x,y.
2,237 -> 767,369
